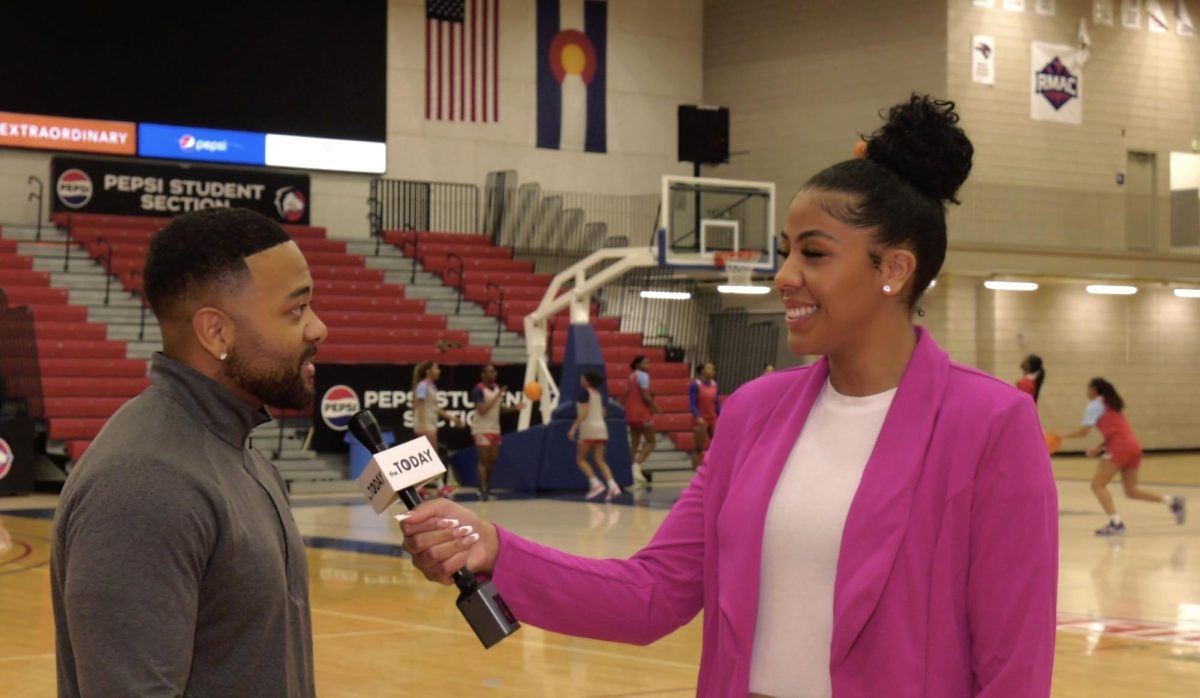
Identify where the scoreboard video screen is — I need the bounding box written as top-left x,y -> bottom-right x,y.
0,1 -> 387,173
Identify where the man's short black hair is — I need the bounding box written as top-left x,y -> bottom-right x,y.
143,208 -> 291,321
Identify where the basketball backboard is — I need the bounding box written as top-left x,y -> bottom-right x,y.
658,175 -> 776,273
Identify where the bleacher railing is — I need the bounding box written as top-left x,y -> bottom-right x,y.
0,289 -> 43,419
483,170 -> 517,244
369,178 -> 480,239
485,282 -> 504,347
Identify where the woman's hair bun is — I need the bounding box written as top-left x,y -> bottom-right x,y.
864,94 -> 974,204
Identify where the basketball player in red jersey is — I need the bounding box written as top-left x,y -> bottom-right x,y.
1015,354 -> 1044,403
1065,377 -> 1185,535
625,355 -> 661,487
689,362 -> 720,470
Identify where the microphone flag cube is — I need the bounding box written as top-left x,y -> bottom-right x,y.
356,435 -> 447,513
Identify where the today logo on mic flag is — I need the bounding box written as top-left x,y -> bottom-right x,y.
357,435 -> 447,513
536,0 -> 607,153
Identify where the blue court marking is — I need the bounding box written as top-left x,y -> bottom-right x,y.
0,508 -> 55,519
303,536 -> 409,558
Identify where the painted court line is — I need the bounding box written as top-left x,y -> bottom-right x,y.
311,607 -> 698,670
1057,612 -> 1200,647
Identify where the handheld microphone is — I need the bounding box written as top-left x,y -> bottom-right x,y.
349,409 -> 520,649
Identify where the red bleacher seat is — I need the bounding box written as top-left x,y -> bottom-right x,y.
317,345 -> 490,364
23,305 -> 89,322
312,296 -> 425,314
2,270 -> 52,286
65,440 -> 92,459
670,432 -> 698,451
49,418 -> 109,440
4,287 -> 68,305
309,267 -> 386,282
653,413 -> 696,433
299,251 -> 364,268
492,301 -> 599,320
415,243 -> 511,260
384,230 -> 492,248
41,378 -> 150,397
37,340 -> 127,359
35,322 -> 109,341
657,395 -> 691,413
318,311 -> 447,329
461,270 -> 554,287
608,376 -> 690,399
424,257 -> 533,276
463,284 -> 546,303
293,238 -> 346,253
72,228 -> 157,244
0,255 -> 34,270
280,224 -> 328,239
552,330 -> 644,347
39,358 -> 147,378
604,362 -> 689,379
321,328 -> 469,345
553,345 -> 664,364
314,280 -> 404,297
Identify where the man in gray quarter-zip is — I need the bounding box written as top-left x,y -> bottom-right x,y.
51,208 -> 328,697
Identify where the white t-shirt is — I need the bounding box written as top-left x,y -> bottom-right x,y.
749,378 -> 897,698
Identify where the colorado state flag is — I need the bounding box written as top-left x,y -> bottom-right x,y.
536,0 -> 607,153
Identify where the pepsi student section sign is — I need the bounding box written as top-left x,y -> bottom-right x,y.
51,156 -> 310,224
313,363 -> 536,453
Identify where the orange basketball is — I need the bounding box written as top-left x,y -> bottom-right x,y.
524,382 -> 542,402
1044,430 -> 1062,455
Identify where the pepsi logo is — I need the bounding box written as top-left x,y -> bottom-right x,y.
0,437 -> 12,481
321,385 -> 360,431
274,186 -> 307,223
179,134 -> 196,150
55,169 -> 93,209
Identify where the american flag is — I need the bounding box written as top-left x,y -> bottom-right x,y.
426,0 -> 500,122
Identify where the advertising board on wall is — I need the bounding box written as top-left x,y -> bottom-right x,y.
312,363 -> 539,453
50,156 -> 310,224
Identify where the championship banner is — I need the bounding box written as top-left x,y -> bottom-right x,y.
1030,42 -> 1084,125
50,156 -> 310,224
312,363 -> 540,453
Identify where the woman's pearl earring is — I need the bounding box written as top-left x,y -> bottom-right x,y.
219,352 -> 228,361
882,284 -> 893,294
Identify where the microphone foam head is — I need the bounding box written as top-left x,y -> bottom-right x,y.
349,410 -> 387,453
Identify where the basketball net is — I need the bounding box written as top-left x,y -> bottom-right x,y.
715,250 -> 764,288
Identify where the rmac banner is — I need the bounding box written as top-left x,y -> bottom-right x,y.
50,156 -> 310,224
312,363 -> 539,453
1030,42 -> 1084,125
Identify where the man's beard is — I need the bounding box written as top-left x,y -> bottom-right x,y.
225,340 -> 315,410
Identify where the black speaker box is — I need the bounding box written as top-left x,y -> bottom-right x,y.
678,105 -> 729,165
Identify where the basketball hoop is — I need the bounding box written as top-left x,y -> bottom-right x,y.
715,251 -> 770,294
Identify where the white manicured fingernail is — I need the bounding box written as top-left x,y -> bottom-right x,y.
394,513 -> 413,523
456,525 -> 474,536
438,518 -> 459,528
463,533 -> 481,545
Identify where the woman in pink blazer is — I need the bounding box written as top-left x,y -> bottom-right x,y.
400,96 -> 1058,697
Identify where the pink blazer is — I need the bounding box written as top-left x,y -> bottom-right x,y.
492,328 -> 1058,696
